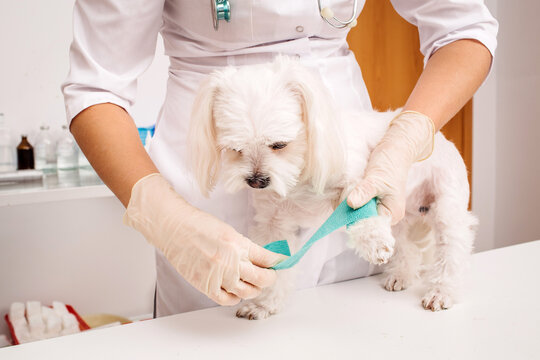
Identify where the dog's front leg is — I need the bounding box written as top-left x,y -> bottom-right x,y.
236,216 -> 297,320
346,214 -> 396,265
235,268 -> 295,320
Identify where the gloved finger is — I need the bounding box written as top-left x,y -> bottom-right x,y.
223,279 -> 261,300
239,261 -> 277,288
248,242 -> 288,269
377,195 -> 405,225
347,179 -> 378,209
376,200 -> 392,218
210,289 -> 242,306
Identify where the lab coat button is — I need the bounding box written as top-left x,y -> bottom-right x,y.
296,25 -> 304,33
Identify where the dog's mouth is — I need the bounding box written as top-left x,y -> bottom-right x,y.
245,174 -> 270,189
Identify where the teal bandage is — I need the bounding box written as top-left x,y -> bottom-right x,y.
264,198 -> 378,270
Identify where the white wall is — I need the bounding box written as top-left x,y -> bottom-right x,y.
0,0 -> 168,338
472,0 -> 498,252
0,196 -> 156,338
473,0 -> 540,250
0,0 -> 169,141
491,0 -> 540,247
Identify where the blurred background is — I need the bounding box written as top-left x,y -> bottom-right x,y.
0,0 -> 538,341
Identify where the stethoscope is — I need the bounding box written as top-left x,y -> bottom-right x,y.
211,0 -> 358,31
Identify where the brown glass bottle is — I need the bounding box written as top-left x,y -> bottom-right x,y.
17,135 -> 34,170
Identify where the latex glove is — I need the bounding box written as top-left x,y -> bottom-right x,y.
347,111 -> 435,225
123,173 -> 284,306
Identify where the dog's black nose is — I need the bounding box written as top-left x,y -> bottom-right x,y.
246,174 -> 270,189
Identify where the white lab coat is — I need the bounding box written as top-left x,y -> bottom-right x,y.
62,0 -> 498,317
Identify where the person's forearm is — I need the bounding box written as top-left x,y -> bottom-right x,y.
70,103 -> 158,207
404,39 -> 492,131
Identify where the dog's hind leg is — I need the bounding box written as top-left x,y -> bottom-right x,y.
421,198 -> 477,311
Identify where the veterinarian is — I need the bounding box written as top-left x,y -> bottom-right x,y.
62,1 -> 498,317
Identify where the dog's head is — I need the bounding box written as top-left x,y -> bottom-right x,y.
188,56 -> 345,198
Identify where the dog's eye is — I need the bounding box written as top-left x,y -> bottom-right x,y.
270,142 -> 288,150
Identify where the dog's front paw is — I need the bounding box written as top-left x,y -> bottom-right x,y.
236,302 -> 276,320
383,273 -> 411,291
421,288 -> 454,311
347,216 -> 395,265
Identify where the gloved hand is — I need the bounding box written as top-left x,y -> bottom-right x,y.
123,173 -> 284,305
347,111 -> 435,225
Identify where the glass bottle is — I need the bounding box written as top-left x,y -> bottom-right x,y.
34,124 -> 57,173
0,113 -> 16,172
77,143 -> 92,170
17,135 -> 35,170
77,141 -> 99,186
56,125 -> 78,171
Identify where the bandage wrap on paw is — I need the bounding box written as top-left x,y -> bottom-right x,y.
264,198 -> 378,270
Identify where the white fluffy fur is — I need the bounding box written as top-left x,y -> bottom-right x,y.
188,56 -> 477,319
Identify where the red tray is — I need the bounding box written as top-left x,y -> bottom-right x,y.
4,304 -> 90,345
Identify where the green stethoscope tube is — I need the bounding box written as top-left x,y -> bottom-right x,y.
211,0 -> 358,31
212,0 -> 231,30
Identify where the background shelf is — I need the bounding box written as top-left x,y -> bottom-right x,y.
0,170 -> 113,207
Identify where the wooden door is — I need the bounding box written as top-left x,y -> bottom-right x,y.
347,0 -> 473,194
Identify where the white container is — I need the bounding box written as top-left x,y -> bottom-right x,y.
0,113 -> 16,172
34,124 -> 57,173
56,125 -> 78,171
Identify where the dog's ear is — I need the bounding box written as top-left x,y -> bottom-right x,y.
283,61 -> 345,194
188,70 -> 231,197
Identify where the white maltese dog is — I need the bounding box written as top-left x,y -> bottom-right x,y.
188,56 -> 477,319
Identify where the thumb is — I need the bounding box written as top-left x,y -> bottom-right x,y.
347,179 -> 378,209
248,242 -> 288,268
377,194 -> 406,225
